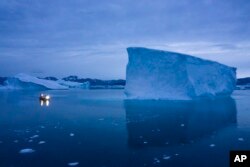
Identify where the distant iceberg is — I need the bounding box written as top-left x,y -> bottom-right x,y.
1,73 -> 92,90
125,47 -> 236,100
4,73 -> 67,90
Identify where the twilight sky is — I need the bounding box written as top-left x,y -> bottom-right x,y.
0,0 -> 250,79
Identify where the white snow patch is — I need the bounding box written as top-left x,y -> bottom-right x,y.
57,80 -> 89,89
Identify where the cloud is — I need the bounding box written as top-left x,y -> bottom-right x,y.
0,0 -> 250,78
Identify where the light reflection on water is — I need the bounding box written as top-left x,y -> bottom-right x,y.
40,99 -> 50,106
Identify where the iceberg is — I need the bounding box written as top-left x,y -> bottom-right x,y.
4,73 -> 67,90
2,73 -> 90,90
125,47 -> 236,100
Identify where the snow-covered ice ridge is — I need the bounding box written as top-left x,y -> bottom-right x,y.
125,47 -> 236,100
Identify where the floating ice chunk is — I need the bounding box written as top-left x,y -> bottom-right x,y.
19,148 -> 35,154
68,162 -> 79,166
143,141 -> 148,144
180,124 -> 185,127
38,141 -> 46,144
209,144 -> 216,147
153,158 -> 160,164
163,155 -> 171,160
238,138 -> 244,141
70,133 -> 75,137
125,47 -> 236,100
30,135 -> 39,139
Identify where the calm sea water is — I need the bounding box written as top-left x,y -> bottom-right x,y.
0,89 -> 250,167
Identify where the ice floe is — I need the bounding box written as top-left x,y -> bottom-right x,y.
30,135 -> 39,139
163,155 -> 171,160
209,144 -> 216,147
153,158 -> 160,164
68,162 -> 79,166
238,138 -> 244,141
38,141 -> 46,144
19,148 -> 35,154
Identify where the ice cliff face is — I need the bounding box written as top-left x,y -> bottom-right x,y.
125,47 -> 236,100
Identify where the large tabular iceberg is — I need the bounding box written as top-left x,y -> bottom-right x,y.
125,47 -> 236,100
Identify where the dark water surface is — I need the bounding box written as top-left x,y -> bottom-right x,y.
0,89 -> 250,167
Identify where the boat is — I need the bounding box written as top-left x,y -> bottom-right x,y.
39,94 -> 50,101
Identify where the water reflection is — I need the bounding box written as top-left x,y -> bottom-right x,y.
40,99 -> 50,107
124,98 -> 237,148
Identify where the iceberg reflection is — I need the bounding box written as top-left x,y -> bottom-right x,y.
124,98 -> 237,148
